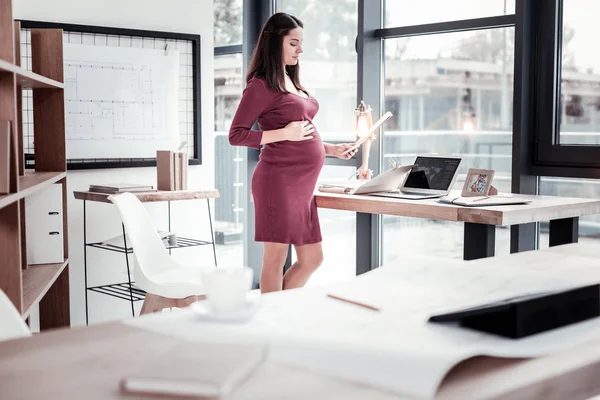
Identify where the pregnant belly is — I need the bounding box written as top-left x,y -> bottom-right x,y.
260,135 -> 325,169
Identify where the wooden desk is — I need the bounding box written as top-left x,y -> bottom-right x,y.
316,191 -> 600,260
73,189 -> 220,204
2,244 -> 600,400
73,189 -> 220,324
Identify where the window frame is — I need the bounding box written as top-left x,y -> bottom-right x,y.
533,0 -> 600,175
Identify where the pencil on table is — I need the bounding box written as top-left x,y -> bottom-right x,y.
326,293 -> 380,312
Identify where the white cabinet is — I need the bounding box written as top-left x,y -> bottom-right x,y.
25,184 -> 64,265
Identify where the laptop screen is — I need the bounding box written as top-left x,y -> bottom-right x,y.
403,156 -> 461,191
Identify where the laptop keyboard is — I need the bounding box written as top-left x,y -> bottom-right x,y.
400,191 -> 430,196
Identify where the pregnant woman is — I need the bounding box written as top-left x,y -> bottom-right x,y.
229,12 -> 357,293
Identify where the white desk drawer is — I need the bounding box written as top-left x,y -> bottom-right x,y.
26,183 -> 64,265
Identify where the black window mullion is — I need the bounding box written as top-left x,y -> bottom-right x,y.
535,0 -> 600,171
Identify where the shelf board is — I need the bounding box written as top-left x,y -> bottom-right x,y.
22,259 -> 69,318
0,59 -> 64,89
0,171 -> 66,210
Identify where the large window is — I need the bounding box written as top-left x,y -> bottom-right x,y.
277,0 -> 358,140
214,0 -> 243,46
277,0 -> 359,282
559,0 -> 600,146
214,1 -> 245,266
385,0 -> 515,27
382,28 -> 515,262
535,0 -> 600,169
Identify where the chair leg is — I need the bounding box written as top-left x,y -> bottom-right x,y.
139,294 -> 204,316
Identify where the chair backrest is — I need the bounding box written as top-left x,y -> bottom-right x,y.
108,193 -> 177,279
0,290 -> 31,341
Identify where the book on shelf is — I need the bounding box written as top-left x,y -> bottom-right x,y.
0,121 -> 10,194
89,183 -> 154,194
119,342 -> 266,398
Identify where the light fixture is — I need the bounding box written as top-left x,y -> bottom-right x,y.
355,100 -> 373,138
354,101 -> 373,180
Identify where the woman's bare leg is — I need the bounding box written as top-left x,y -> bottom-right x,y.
283,242 -> 323,290
260,242 -> 289,293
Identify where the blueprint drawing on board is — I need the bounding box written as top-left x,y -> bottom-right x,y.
63,43 -> 180,159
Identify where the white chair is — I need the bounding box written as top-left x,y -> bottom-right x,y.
0,290 -> 31,341
108,192 -> 212,315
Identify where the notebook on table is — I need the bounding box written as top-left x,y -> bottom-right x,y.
89,183 -> 154,194
439,195 -> 531,207
120,342 -> 266,398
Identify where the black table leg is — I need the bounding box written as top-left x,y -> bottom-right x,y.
83,200 -> 89,326
464,223 -> 495,260
549,217 -> 579,247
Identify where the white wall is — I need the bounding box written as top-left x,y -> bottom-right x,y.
14,0 -> 215,327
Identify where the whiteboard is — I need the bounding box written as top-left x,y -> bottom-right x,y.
20,22 -> 200,168
63,43 -> 180,159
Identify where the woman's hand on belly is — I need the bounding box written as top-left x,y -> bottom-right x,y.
282,120 -> 315,141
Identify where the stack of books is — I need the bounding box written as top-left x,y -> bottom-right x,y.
89,183 -> 154,194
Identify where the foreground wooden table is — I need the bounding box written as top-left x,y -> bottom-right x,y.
316,191 -> 600,260
2,244 -> 600,399
1,301 -> 600,399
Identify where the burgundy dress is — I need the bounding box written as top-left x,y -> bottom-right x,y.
229,77 -> 325,245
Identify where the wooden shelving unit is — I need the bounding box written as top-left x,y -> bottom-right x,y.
0,0 -> 70,329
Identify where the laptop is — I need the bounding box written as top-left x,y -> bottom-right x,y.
317,164 -> 413,195
369,155 -> 462,200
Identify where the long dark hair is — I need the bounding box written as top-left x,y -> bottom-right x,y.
246,12 -> 305,93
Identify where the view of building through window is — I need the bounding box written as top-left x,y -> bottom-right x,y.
214,0 -> 243,46
382,28 -> 515,262
559,0 -> 600,145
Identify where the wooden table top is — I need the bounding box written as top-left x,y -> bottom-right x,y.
2,244 -> 600,399
315,191 -> 600,226
1,311 -> 600,400
73,189 -> 220,204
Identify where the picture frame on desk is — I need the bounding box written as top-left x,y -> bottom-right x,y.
462,168 -> 495,197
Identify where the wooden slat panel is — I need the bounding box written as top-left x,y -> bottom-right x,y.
0,171 -> 66,210
0,201 -> 22,312
0,59 -> 64,89
0,73 -> 18,193
30,29 -> 65,172
39,265 -> 70,329
73,189 -> 221,203
22,259 -> 68,318
0,0 -> 14,63
13,21 -> 24,176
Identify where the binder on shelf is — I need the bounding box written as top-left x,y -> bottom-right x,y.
157,150 -> 188,191
25,184 -> 64,265
0,121 -> 10,194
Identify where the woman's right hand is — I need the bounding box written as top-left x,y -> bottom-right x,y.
283,120 -> 314,141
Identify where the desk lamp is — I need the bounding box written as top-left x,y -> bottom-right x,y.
355,101 -> 374,180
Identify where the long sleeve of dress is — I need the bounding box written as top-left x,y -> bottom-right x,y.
228,78 -> 271,149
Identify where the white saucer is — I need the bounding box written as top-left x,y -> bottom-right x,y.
190,295 -> 260,322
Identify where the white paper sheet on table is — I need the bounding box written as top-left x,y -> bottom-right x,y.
126,255 -> 600,399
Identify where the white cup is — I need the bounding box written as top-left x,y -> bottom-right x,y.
202,267 -> 253,315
